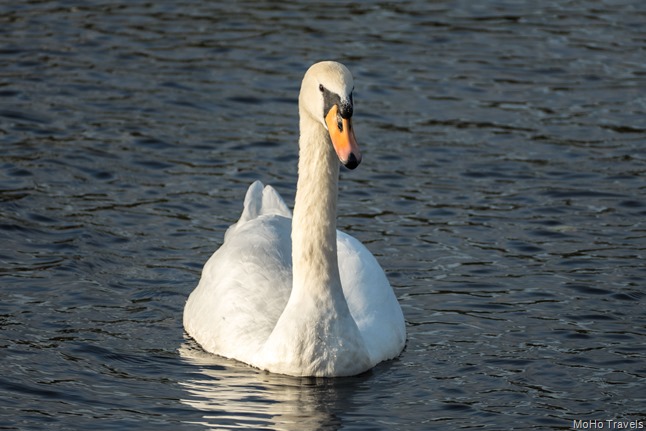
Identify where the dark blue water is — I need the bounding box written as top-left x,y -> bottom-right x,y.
1,1 -> 645,429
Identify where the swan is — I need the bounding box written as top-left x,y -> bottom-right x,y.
183,61 -> 406,377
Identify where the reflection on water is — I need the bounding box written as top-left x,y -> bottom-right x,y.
179,340 -> 373,430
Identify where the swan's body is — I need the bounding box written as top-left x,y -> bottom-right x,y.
183,61 -> 405,377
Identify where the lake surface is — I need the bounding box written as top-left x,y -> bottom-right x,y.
1,1 -> 645,429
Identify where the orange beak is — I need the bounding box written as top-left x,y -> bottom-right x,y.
325,105 -> 361,170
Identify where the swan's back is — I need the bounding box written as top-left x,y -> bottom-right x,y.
185,181 -> 405,374
183,182 -> 292,363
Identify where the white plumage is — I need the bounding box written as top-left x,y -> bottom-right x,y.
183,61 -> 405,377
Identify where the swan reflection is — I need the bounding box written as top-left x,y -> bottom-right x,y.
179,339 -> 372,430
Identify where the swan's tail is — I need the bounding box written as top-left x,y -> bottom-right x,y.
225,181 -> 291,239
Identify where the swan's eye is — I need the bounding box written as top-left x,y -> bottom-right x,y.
319,84 -> 325,93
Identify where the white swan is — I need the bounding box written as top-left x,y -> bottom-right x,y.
183,61 -> 405,377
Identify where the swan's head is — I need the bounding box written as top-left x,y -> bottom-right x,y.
299,61 -> 361,170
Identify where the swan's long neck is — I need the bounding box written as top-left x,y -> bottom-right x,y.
291,111 -> 342,302
258,90 -> 371,376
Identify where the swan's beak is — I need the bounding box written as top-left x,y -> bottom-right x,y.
325,105 -> 362,170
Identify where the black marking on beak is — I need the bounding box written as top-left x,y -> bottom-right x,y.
322,86 -> 353,122
344,153 -> 360,170
339,99 -> 353,119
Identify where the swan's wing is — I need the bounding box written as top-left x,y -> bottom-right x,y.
337,232 -> 406,364
184,181 -> 292,363
225,180 -> 291,240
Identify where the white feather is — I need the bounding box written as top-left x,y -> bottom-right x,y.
184,61 -> 405,377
